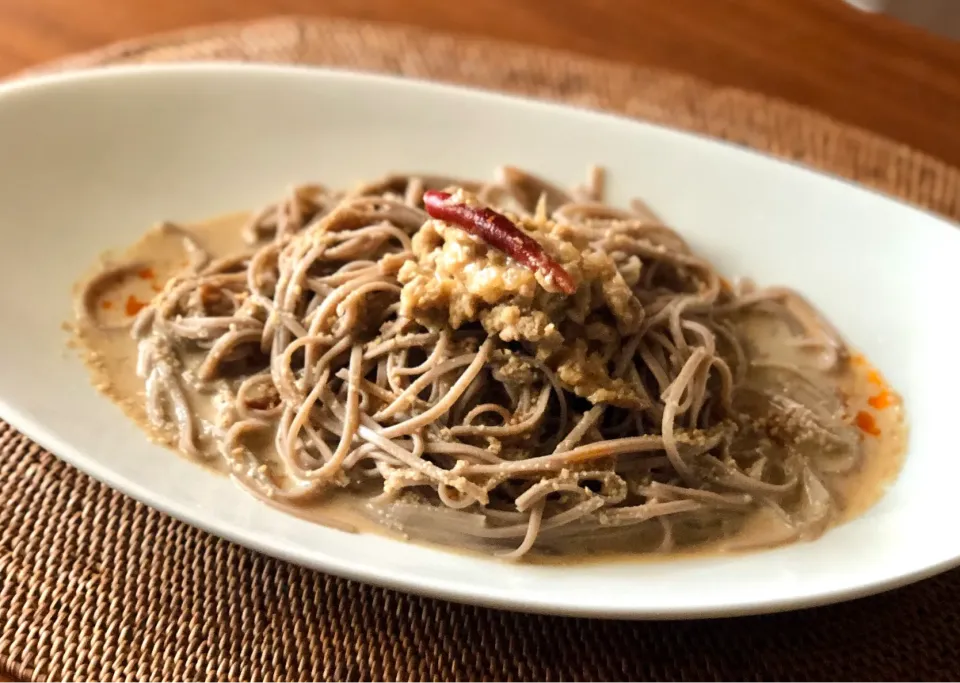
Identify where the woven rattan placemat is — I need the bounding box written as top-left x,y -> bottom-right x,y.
3,16 -> 960,682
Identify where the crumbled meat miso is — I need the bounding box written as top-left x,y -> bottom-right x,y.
398,193 -> 648,408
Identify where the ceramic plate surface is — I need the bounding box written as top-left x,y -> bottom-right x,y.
0,64 -> 956,618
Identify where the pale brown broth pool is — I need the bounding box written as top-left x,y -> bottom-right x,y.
72,212 -> 908,562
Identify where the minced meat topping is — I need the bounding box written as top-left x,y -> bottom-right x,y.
398,194 -> 648,409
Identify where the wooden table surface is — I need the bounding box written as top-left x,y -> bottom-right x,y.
0,0 -> 959,168
0,0 -> 957,680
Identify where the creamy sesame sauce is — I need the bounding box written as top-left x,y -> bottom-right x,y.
72,212 -> 908,563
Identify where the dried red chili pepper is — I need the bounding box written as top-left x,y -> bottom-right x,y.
422,190 -> 576,295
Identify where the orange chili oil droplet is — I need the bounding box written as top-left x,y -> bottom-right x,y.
866,369 -> 883,386
850,354 -> 866,367
855,411 -> 881,436
125,295 -> 147,316
100,300 -> 113,310
868,391 -> 894,410
137,267 -> 155,280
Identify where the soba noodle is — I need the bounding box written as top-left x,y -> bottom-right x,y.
73,166 -> 906,560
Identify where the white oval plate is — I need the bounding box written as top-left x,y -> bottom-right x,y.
0,64 -> 956,619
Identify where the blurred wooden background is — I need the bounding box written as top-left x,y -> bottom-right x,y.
0,0 -> 958,166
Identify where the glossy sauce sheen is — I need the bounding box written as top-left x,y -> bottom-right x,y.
72,213 -> 909,562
